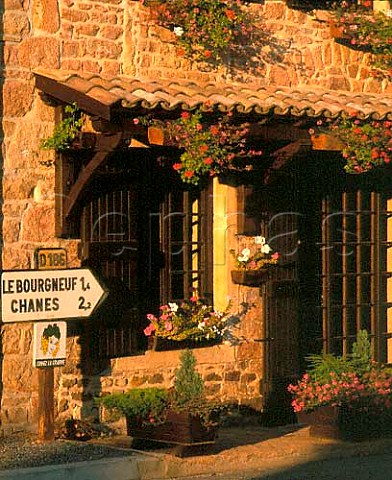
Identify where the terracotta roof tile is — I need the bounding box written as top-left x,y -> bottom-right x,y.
34,69 -> 392,122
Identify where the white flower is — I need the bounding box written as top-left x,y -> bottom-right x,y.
261,243 -> 272,254
169,302 -> 179,312
254,236 -> 266,245
173,26 -> 184,36
198,321 -> 206,330
237,248 -> 251,262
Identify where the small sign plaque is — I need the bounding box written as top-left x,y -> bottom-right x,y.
33,321 -> 67,368
35,248 -> 67,270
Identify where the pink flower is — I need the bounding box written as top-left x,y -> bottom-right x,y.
164,321 -> 173,331
143,324 -> 156,336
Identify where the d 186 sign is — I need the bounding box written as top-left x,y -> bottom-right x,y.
1,269 -> 107,323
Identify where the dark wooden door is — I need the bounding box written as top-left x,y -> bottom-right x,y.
253,154 -> 392,424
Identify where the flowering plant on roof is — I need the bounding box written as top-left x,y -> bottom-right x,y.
143,293 -> 231,342
134,108 -> 262,185
332,0 -> 392,77
230,236 -> 280,271
141,0 -> 256,64
310,113 -> 392,174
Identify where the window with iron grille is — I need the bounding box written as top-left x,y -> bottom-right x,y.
79,154 -> 213,360
320,189 -> 392,362
160,184 -> 213,304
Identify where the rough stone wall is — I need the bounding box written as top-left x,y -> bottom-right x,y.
1,0 -> 391,432
58,342 -> 264,431
123,1 -> 392,92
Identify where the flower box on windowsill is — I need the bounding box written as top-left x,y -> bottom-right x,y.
231,269 -> 270,287
147,336 -> 219,352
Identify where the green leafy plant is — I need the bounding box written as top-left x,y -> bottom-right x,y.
144,292 -> 231,342
135,109 -> 261,185
311,114 -> 392,174
141,0 -> 257,64
230,235 -> 280,271
287,330 -> 392,414
99,387 -> 168,426
99,350 -> 222,428
41,103 -> 83,151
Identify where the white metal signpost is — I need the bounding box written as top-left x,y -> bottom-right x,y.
1,268 -> 107,323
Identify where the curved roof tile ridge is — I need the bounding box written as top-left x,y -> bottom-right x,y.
34,69 -> 392,121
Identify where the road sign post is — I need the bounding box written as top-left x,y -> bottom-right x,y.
0,266 -> 107,443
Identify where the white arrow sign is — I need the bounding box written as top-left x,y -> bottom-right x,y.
1,269 -> 107,323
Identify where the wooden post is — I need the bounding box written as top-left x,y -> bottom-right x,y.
37,367 -> 55,442
35,248 -> 67,443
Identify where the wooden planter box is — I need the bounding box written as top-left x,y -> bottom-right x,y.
126,410 -> 218,455
231,269 -> 269,287
298,405 -> 392,441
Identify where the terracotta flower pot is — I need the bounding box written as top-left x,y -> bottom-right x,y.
148,126 -> 165,145
310,133 -> 343,151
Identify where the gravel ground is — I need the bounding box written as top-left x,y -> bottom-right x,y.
0,432 -> 134,471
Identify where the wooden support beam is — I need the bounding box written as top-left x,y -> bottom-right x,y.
64,132 -> 122,220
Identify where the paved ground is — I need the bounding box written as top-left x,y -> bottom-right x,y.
4,423 -> 392,479
93,423 -> 392,479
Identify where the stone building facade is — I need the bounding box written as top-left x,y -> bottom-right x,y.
1,0 -> 392,433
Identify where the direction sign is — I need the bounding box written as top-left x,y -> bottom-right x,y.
1,268 -> 107,323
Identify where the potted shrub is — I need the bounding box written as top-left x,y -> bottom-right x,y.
99,387 -> 169,427
230,235 -> 280,286
288,330 -> 392,440
99,350 -> 221,453
143,291 -> 232,349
